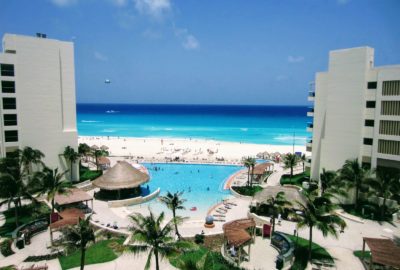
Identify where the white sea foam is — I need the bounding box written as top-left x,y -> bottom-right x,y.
81,120 -> 102,123
240,128 -> 248,131
274,135 -> 307,143
105,110 -> 119,113
102,129 -> 116,133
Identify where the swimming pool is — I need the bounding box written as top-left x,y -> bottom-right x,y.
139,163 -> 242,217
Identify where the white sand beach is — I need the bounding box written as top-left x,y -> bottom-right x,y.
78,136 -> 306,162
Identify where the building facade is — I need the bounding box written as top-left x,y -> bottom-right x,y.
0,33 -> 78,180
308,47 -> 400,180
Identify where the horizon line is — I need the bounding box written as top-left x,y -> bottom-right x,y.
76,102 -> 309,107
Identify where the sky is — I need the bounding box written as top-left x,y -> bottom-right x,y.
1,0 -> 399,105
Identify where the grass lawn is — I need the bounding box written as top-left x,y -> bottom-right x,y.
0,202 -> 50,237
170,246 -> 242,270
59,239 -> 124,270
231,185 -> 263,196
79,165 -> 102,182
280,171 -> 310,187
353,250 -> 371,260
285,234 -> 333,270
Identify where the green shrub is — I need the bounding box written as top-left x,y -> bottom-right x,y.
353,250 -> 371,260
24,252 -> 63,262
80,170 -> 102,181
194,234 -> 205,244
280,171 -> 310,187
232,186 -> 263,196
1,239 -> 14,257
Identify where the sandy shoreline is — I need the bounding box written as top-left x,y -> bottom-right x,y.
78,135 -> 306,162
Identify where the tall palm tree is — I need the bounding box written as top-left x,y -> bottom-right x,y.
339,159 -> 370,209
243,157 -> 256,187
92,149 -> 109,171
263,192 -> 292,235
64,146 -> 80,181
320,169 -> 337,195
128,211 -> 193,270
33,167 -> 69,214
159,191 -> 187,240
78,143 -> 91,163
300,154 -> 307,172
283,153 -> 298,179
19,146 -> 45,174
296,191 -> 346,261
367,168 -> 400,218
62,215 -> 95,270
0,150 -> 38,226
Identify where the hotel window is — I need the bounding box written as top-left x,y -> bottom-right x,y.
363,138 -> 373,145
4,130 -> 18,142
382,80 -> 400,96
367,81 -> 377,89
366,101 -> 376,108
1,81 -> 15,93
2,97 -> 16,110
3,114 -> 17,126
364,119 -> 374,127
0,64 -> 14,76
378,139 -> 400,156
381,101 -> 400,116
379,120 -> 400,136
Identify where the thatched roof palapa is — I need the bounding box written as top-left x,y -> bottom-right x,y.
223,218 -> 256,247
54,188 -> 93,206
363,237 -> 400,268
92,161 -> 149,190
97,156 -> 110,165
252,162 -> 274,175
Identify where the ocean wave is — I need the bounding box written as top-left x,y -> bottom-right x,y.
105,110 -> 119,113
102,129 -> 116,133
164,128 -> 173,131
274,135 -> 307,143
81,120 -> 102,123
240,128 -> 248,131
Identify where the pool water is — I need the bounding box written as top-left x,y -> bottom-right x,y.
139,163 -> 242,217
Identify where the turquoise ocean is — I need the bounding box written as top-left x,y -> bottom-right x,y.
77,104 -> 310,145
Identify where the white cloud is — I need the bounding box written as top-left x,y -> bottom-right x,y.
142,29 -> 162,39
49,0 -> 77,7
133,0 -> 171,19
288,55 -> 305,63
182,35 -> 199,50
94,51 -> 108,61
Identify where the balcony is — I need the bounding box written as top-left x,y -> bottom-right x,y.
306,123 -> 313,133
306,139 -> 313,148
307,107 -> 314,117
305,157 -> 312,167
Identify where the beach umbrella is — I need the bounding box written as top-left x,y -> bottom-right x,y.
91,145 -> 99,150
100,145 -> 109,150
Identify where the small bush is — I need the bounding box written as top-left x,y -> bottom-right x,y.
80,170 -> 102,181
232,186 -> 263,196
1,239 -> 14,257
24,252 -> 63,262
194,234 -> 205,244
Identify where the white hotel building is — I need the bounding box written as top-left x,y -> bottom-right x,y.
0,33 -> 78,180
308,47 -> 400,180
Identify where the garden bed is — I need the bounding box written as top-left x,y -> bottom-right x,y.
231,186 -> 263,196
58,239 -> 124,270
280,171 -> 310,187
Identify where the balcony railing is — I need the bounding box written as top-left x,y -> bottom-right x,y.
308,107 -> 314,113
307,123 -> 314,128
308,92 -> 315,97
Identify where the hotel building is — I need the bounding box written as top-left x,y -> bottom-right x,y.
307,47 -> 400,180
0,33 -> 78,180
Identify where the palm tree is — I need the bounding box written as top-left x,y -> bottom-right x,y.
62,215 -> 95,270
320,169 -> 337,195
78,143 -> 91,163
300,154 -> 307,172
64,146 -> 80,181
263,192 -> 292,234
339,159 -> 370,209
159,191 -> 187,240
283,153 -> 298,179
366,168 -> 400,218
128,211 -> 193,270
0,150 -> 38,226
296,191 -> 346,261
243,157 -> 256,187
92,149 -> 109,171
19,146 -> 45,174
175,250 -> 214,270
33,167 -> 69,214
